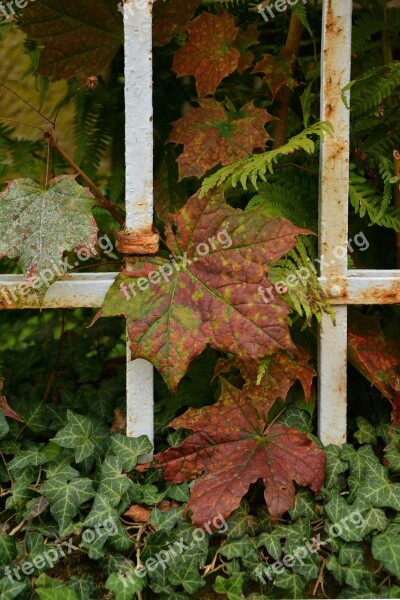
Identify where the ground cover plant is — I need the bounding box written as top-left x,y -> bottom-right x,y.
0,0 -> 399,598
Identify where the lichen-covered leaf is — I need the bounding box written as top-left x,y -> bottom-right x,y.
172,12 -> 240,97
21,0 -> 123,80
0,176 -> 98,299
99,190 -> 309,390
155,379 -> 325,524
169,100 -> 274,180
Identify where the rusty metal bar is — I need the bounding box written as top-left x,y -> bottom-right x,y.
124,0 -> 154,454
318,0 -> 352,446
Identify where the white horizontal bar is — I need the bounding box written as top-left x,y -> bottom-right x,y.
320,271 -> 400,304
0,274 -> 117,309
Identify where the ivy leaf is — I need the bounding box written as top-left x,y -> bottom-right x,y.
40,476 -> 95,536
99,191 -> 308,390
172,12 -> 240,97
253,54 -> 298,99
0,535 -> 17,566
372,524 -> 400,578
35,575 -> 79,600
155,379 -> 325,524
153,0 -> 199,47
105,572 -> 145,600
53,411 -> 107,463
385,428 -> 400,472
214,574 -> 244,600
0,176 -> 98,299
21,0 -> 123,80
169,100 -> 274,180
111,434 -> 153,472
354,417 -> 377,444
98,455 -> 132,506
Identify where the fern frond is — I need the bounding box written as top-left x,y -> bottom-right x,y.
349,166 -> 400,231
343,62 -> 400,116
268,236 -> 333,323
200,121 -> 332,195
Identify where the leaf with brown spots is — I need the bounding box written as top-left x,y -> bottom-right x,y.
153,0 -> 199,46
155,379 -> 325,525
169,99 -> 274,180
348,314 -> 400,423
215,348 -> 316,411
98,190 -> 310,390
253,53 -> 298,99
234,23 -> 259,73
21,0 -> 123,80
172,12 -> 240,97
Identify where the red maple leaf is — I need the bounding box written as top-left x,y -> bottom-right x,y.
234,23 -> 259,73
253,53 -> 298,99
172,12 -> 240,97
215,348 -> 316,414
99,190 -> 310,390
155,379 -> 325,525
348,314 -> 400,423
169,99 -> 274,179
153,0 -> 199,47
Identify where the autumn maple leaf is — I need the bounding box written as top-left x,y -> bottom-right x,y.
155,378 -> 325,525
172,12 -> 240,97
169,99 -> 274,179
348,313 -> 400,423
153,0 -> 199,46
98,190 -> 310,390
234,23 -> 259,73
253,53 -> 298,99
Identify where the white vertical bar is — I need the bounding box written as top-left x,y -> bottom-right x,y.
124,0 -> 154,452
318,0 -> 352,445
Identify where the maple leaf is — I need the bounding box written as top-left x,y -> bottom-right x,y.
21,0 -> 123,80
253,54 -> 298,99
348,314 -> 400,423
0,175 -> 98,299
98,190 -> 309,390
172,12 -> 240,97
234,23 -> 259,73
215,348 -> 316,415
155,379 -> 325,524
169,99 -> 274,180
153,0 -> 199,47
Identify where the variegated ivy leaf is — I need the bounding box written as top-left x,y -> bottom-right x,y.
40,476 -> 95,537
52,411 -> 108,464
0,176 -> 98,301
372,524 -> 400,578
111,433 -> 153,472
97,455 -> 132,506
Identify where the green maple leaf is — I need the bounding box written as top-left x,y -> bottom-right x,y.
0,176 -> 97,300
99,191 -> 308,390
111,434 -> 153,472
40,476 -> 95,536
52,411 -> 107,463
22,0 -> 123,80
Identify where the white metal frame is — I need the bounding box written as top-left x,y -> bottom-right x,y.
0,1 -> 399,448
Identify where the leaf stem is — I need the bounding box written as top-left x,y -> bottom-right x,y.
48,131 -> 125,226
0,81 -> 55,127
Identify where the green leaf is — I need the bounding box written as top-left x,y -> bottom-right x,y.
354,417 -> 377,444
110,434 -> 153,471
385,429 -> 400,473
105,572 -> 145,600
0,535 -> 16,566
150,507 -> 184,531
0,413 -> 9,441
0,576 -> 28,600
274,571 -> 306,599
0,176 -> 97,300
98,455 -> 132,506
214,574 -> 244,600
40,476 -> 95,536
53,411 -> 107,464
372,524 -> 400,578
35,575 -> 79,600
324,444 -> 348,489
7,447 -> 47,470
69,574 -> 96,600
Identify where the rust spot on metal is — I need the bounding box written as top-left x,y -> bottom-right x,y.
117,227 -> 160,255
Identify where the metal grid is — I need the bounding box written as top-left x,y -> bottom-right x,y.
0,1 -> 399,447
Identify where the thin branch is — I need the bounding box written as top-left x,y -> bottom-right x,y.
0,118 -> 46,133
48,132 -> 125,226
0,81 -> 54,127
273,13 -> 304,149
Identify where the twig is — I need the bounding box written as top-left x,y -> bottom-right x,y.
273,12 -> 304,149
48,131 -> 125,226
312,557 -> 326,596
9,519 -> 26,536
0,81 -> 54,127
0,451 -> 13,487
